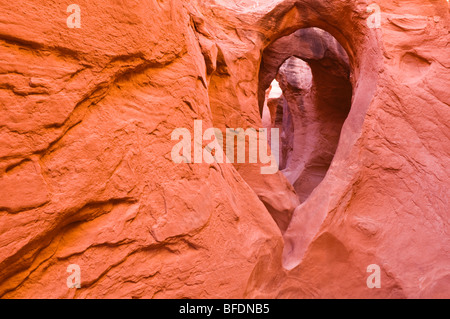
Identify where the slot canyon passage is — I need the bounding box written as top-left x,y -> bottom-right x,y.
0,0 -> 448,299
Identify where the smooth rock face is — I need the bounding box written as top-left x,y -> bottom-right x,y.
0,0 -> 449,299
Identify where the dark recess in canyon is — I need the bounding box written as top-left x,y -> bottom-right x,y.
259,28 -> 353,202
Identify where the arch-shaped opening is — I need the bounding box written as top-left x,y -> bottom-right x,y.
203,2 -> 382,266
259,27 -> 353,203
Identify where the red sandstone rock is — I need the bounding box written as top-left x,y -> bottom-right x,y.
0,0 -> 448,299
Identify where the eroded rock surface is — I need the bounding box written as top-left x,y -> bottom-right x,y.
260,28 -> 352,202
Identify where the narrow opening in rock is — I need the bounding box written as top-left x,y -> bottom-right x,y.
259,27 -> 353,203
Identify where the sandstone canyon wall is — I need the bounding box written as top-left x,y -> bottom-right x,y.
0,0 -> 448,299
